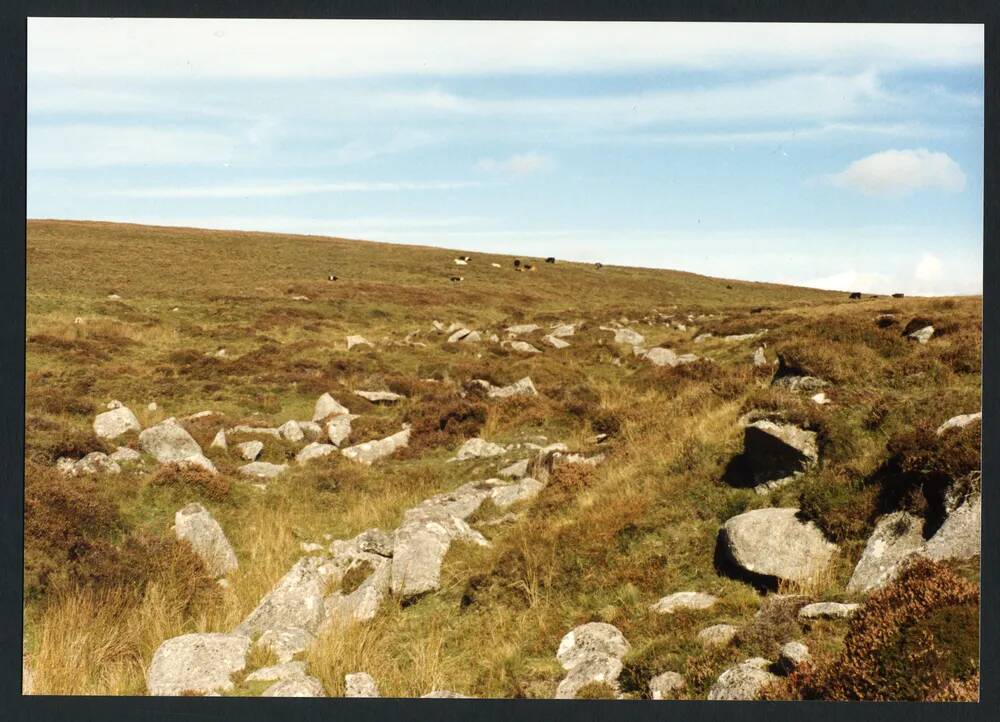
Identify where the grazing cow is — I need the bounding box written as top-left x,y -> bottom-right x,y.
513,259 -> 521,268
594,262 -> 603,270
849,292 -> 862,299
892,292 -> 905,298
327,274 -> 338,281
450,276 -> 464,282
524,264 -> 536,272
545,257 -> 556,264
726,284 -> 733,290
454,258 -> 468,266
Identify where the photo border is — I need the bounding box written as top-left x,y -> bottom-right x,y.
2,2 -> 995,720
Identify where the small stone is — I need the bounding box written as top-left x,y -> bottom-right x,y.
778,641 -> 810,674
345,672 -> 380,698
263,675 -> 325,697
499,458 -> 530,479
908,325 -> 934,344
346,335 -> 373,350
649,671 -> 685,700
238,461 -> 288,478
236,440 -> 264,461
543,335 -> 570,349
487,377 -> 537,398
936,412 -> 982,435
210,428 -> 227,450
509,340 -> 542,354
697,624 -> 738,648
313,393 -> 350,421
707,658 -> 778,701
296,442 -> 337,464
650,591 -> 719,614
93,405 -> 141,440
278,420 -> 305,443
355,390 -> 405,404
109,446 -> 142,464
452,437 -> 507,461
174,502 -> 238,578
798,602 -> 860,620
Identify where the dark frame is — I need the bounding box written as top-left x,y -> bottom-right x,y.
2,2 -> 996,721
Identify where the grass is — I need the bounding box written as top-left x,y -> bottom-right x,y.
24,219 -> 981,698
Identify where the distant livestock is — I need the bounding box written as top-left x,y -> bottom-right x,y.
327,275 -> 338,281
849,292 -> 862,299
545,257 -> 556,264
892,292 -> 905,298
457,255 -> 471,261
450,276 -> 464,282
513,259 -> 521,268
454,258 -> 468,266
595,262 -> 603,270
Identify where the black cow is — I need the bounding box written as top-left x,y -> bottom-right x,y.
545,257 -> 555,264
450,276 -> 464,282
892,292 -> 905,298
849,292 -> 862,299
594,262 -> 603,270
513,259 -> 521,268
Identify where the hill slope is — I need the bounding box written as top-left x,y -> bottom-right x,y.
24,219 -> 981,699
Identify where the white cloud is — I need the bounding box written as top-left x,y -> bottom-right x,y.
28,20 -> 983,79
476,152 -> 553,175
27,124 -> 248,169
914,252 -> 945,282
102,179 -> 484,199
829,148 -> 966,197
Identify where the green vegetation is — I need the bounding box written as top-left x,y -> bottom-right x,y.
24,220 -> 980,698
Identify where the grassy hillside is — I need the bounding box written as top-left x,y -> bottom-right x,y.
24,219 -> 981,698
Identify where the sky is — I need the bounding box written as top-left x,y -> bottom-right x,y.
27,19 -> 984,295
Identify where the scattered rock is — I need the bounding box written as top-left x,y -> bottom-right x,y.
778,641 -> 810,674
694,333 -> 713,343
93,405 -> 141,440
908,325 -> 934,344
936,412 -> 982,435
650,591 -> 719,614
355,390 -> 405,404
499,458 -> 530,479
811,392 -> 830,405
278,419 -> 305,443
555,622 -> 630,699
346,335 -> 373,351
697,624 -> 738,648
109,446 -> 142,464
245,661 -> 307,683
313,393 -> 350,421
345,672 -> 380,697
798,602 -> 860,620
229,425 -> 280,438
506,324 -> 540,335
549,323 -> 576,338
543,334 -> 570,349
263,675 -> 326,697
720,508 -> 838,585
210,429 -> 227,450
740,420 -> 818,492
649,671 -> 686,700
924,492 -> 980,562
296,442 -> 337,464
490,477 -> 544,509
238,461 -> 288,479
174,503 -> 238,578
724,331 -> 766,342
139,417 -> 217,473
296,421 -> 323,440
342,427 -> 411,465
236,440 -> 264,461
509,340 -> 541,354
753,347 -> 767,367
422,690 -> 472,698
772,375 -> 828,393
59,452 -> 121,477
452,437 -> 507,461
447,328 -> 479,343
613,328 -> 645,346
707,657 -> 778,701
487,377 -> 537,398
326,414 -> 355,447
147,633 -> 250,696
846,511 -> 924,594
255,628 -> 315,664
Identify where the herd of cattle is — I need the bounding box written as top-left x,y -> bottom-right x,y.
326,257 -> 904,297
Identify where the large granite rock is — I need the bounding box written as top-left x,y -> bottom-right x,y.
555,622 -> 630,699
139,417 -> 217,473
174,503 -> 238,578
924,492 -> 980,562
707,658 -> 778,701
741,420 -> 818,492
487,377 -> 538,399
147,633 -> 250,696
341,427 -> 411,465
720,508 -> 837,585
313,393 -> 350,421
93,405 -> 141,440
649,591 -> 718,614
846,511 -> 924,594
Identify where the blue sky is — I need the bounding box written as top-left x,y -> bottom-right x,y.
27,20 -> 983,295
